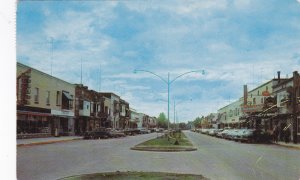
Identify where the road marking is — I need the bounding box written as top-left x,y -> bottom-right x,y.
255,156 -> 263,165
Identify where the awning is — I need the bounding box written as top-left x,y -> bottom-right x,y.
63,92 -> 73,100
17,110 -> 52,117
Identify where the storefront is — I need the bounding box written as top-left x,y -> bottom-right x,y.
17,106 -> 53,139
51,109 -> 75,136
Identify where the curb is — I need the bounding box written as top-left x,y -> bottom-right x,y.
130,146 -> 197,152
17,138 -> 82,147
273,143 -> 300,150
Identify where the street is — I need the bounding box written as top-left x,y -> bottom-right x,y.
17,131 -> 300,180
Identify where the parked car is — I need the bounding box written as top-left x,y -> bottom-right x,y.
139,129 -> 150,134
109,129 -> 126,138
226,129 -> 240,140
219,129 -> 231,139
124,129 -> 141,135
83,129 -> 113,139
235,129 -> 272,143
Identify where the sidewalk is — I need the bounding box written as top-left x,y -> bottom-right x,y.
17,136 -> 83,147
274,142 -> 300,150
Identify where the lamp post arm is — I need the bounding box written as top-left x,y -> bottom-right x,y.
134,69 -> 168,84
170,70 -> 204,84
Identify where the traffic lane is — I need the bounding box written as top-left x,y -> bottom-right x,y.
185,131 -> 300,180
17,133 -> 163,180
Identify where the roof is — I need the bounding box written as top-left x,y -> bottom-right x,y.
99,92 -> 120,98
17,62 -> 75,86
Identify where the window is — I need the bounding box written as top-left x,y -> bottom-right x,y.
98,104 -> 101,112
56,91 -> 61,105
261,98 -> 263,104
253,98 -> 256,105
266,86 -> 268,91
46,91 -> 50,105
87,104 -> 89,110
34,88 -> 39,103
257,91 -> 260,96
91,103 -> 94,113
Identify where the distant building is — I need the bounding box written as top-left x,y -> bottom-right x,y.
129,108 -> 139,128
119,99 -> 130,129
74,85 -> 106,134
99,93 -> 120,129
217,99 -> 243,129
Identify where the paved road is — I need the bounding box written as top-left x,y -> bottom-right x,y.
17,131 -> 300,180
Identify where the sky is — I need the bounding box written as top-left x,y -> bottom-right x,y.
16,0 -> 300,122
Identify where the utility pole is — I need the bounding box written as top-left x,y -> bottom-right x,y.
80,58 -> 82,84
99,64 -> 102,92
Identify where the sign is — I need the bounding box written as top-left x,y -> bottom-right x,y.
242,104 -> 263,113
262,90 -> 270,96
51,109 -> 74,117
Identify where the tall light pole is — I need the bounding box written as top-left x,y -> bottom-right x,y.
133,69 -> 205,130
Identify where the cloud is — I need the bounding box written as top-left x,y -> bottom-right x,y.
17,0 -> 300,121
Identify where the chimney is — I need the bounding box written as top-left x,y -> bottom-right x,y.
277,71 -> 281,83
243,85 -> 247,106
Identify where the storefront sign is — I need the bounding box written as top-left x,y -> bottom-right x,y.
51,109 -> 74,117
242,104 -> 263,113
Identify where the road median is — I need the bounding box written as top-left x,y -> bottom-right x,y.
131,131 -> 197,152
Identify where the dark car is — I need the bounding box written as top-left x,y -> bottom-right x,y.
83,129 -> 113,139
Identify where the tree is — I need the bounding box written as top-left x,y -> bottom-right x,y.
193,116 -> 204,128
157,112 -> 168,129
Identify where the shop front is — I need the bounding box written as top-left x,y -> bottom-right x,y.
51,109 -> 75,136
17,106 -> 53,139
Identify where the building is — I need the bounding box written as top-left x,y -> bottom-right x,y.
148,116 -> 157,129
99,93 -> 120,129
119,99 -> 130,129
270,71 -> 300,143
129,108 -> 139,128
137,113 -> 144,129
74,85 -> 106,135
17,62 -> 75,138
217,99 -> 243,129
206,113 -> 219,129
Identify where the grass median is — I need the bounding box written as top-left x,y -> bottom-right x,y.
60,171 -> 208,180
131,131 -> 197,152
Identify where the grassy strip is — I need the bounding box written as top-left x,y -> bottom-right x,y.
60,171 -> 208,180
137,132 -> 193,147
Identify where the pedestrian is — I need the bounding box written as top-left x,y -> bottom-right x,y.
284,128 -> 291,144
272,126 -> 279,143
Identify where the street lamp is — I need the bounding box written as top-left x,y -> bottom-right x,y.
133,69 -> 205,130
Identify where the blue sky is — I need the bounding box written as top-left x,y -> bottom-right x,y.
16,0 -> 300,122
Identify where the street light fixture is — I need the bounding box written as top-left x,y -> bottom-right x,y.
133,69 -> 205,130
